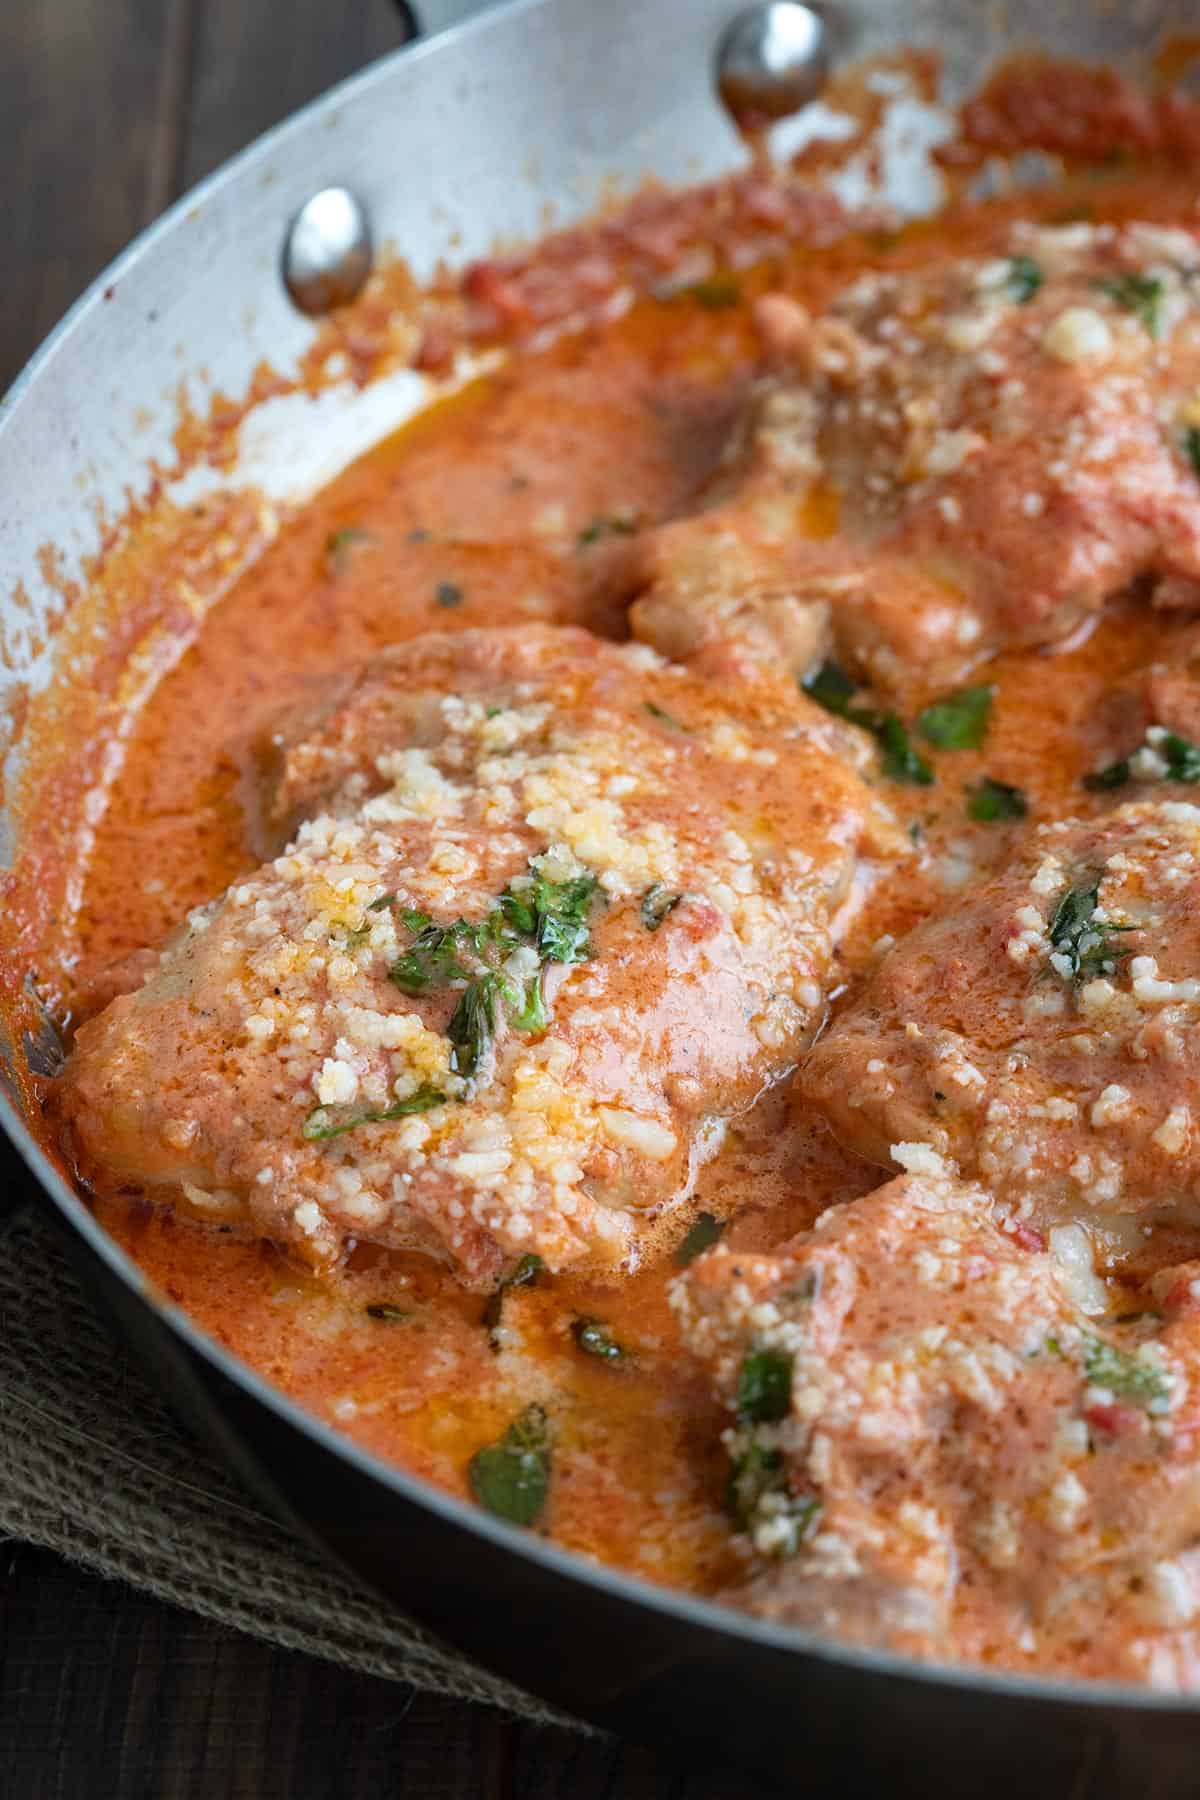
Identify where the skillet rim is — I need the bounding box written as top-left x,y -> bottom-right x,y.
3,0 -> 1199,1724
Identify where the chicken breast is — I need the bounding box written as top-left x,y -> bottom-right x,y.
802,801 -> 1200,1240
55,625 -> 898,1288
633,223 -> 1200,692
675,1165 -> 1200,1683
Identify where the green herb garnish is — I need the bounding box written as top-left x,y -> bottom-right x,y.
874,713 -> 935,785
736,1349 -> 794,1426
572,1318 -> 626,1361
325,526 -> 370,574
727,1443 -> 821,1554
302,1085 -> 444,1141
365,1303 -> 411,1323
802,663 -> 932,781
434,581 -> 464,608
1185,426 -> 1200,477
728,1442 -> 783,1529
389,918 -> 480,994
1097,272 -> 1165,337
387,860 -> 599,1081
674,1211 -> 725,1266
482,1252 -> 546,1347
447,976 -> 500,1078
577,515 -> 638,547
367,892 -> 397,912
1083,757 -> 1131,792
531,872 -> 597,964
802,660 -> 857,717
1082,1335 -> 1172,1412
1047,875 -> 1134,983
468,1404 -> 551,1526
683,274 -> 741,310
1006,255 -> 1044,303
643,700 -> 687,730
967,776 -> 1027,822
1161,732 -> 1200,781
1086,730 -> 1200,791
641,884 -> 682,932
918,684 -> 993,750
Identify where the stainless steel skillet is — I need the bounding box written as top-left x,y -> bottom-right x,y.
3,1 -> 1200,1788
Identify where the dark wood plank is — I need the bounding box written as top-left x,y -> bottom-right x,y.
179,0 -> 411,189
0,1544 -> 515,1800
0,0 -> 195,392
507,1721 -> 767,1800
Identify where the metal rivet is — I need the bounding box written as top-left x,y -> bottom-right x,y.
282,187 -> 373,316
717,3 -> 831,125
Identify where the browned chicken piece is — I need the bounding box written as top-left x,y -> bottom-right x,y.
675,1167 -> 1200,1684
633,223 -> 1200,692
55,625 -> 900,1289
801,801 -> 1200,1250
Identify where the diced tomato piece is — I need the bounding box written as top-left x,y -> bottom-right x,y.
1084,1400 -> 1142,1437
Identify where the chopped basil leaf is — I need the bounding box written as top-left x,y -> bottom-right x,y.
1082,1334 -> 1171,1411
448,975 -> 500,1077
302,1085 -> 444,1141
367,892 -> 397,912
643,700 -> 687,730
468,1403 -> 551,1526
577,514 -> 638,547
508,973 -> 547,1035
365,1303 -> 411,1323
736,1349 -> 794,1425
918,684 -> 993,750
1006,255 -> 1043,303
1083,757 -> 1131,792
674,1211 -> 725,1266
967,776 -> 1027,822
1097,272 -> 1165,337
572,1317 -> 626,1361
325,526 -> 370,573
684,274 -> 741,310
727,1443 -> 821,1554
1162,731 -> 1200,781
482,1252 -> 545,1347
874,713 -> 935,785
389,918 -> 479,994
527,871 -> 599,966
434,581 -> 464,608
390,860 -> 598,1079
1185,425 -> 1200,477
802,660 -> 857,718
803,664 -> 932,781
728,1441 -> 784,1528
1047,875 -> 1134,983
1085,731 -> 1200,789
641,884 -> 682,932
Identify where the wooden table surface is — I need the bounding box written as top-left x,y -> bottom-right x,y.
0,5 -> 776,1795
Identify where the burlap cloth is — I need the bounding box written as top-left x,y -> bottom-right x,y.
0,1200 -> 581,1730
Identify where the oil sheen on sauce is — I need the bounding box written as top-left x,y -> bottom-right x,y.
73,168 -> 1200,1605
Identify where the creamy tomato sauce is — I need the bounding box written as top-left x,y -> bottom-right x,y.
30,154 -> 1200,1669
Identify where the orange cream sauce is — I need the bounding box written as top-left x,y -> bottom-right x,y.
64,164 -> 1200,1594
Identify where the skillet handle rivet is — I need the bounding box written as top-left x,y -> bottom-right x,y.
281,187 -> 374,316
717,2 -> 831,125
